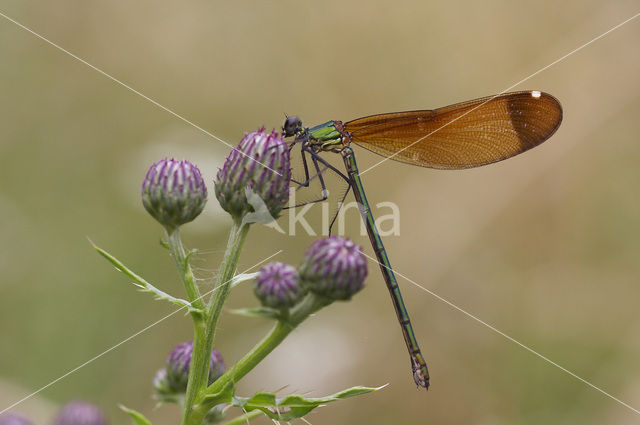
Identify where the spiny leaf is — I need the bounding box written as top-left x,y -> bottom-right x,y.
230,272 -> 259,288
92,242 -> 202,315
230,307 -> 281,320
231,385 -> 382,421
119,405 -> 152,425
130,281 -> 198,312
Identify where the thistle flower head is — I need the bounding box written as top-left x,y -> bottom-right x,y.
254,262 -> 305,309
155,342 -> 226,395
0,413 -> 33,425
141,159 -> 207,231
52,402 -> 108,425
299,236 -> 368,300
215,128 -> 290,222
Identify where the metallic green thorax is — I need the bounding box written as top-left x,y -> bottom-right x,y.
304,121 -> 345,151
341,146 -> 430,389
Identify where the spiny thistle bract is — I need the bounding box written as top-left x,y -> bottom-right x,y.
52,402 -> 108,425
254,262 -> 306,309
299,236 -> 368,300
215,128 -> 290,222
154,342 -> 225,395
141,159 -> 207,231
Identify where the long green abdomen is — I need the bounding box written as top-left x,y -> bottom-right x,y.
341,147 -> 430,388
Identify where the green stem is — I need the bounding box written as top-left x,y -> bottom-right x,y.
182,221 -> 250,425
166,228 -> 205,311
182,316 -> 207,423
166,226 -> 208,425
189,293 -> 331,423
205,221 -> 250,345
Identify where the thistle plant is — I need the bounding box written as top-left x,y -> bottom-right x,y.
0,402 -> 108,425
300,236 -> 368,300
52,402 -> 108,425
92,127 -> 380,425
0,413 -> 33,425
254,262 -> 305,310
142,159 -> 208,233
215,128 -> 290,221
154,342 -> 226,401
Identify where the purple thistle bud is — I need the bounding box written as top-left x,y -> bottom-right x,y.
161,342 -> 226,393
152,367 -> 171,396
52,402 -> 108,425
141,159 -> 207,231
0,413 -> 33,425
215,128 -> 290,222
299,237 -> 368,300
254,262 -> 305,309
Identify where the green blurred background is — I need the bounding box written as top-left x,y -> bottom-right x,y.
1,1 -> 639,424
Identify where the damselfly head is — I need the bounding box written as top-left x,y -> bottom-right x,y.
282,116 -> 302,137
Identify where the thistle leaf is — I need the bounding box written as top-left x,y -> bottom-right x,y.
230,307 -> 281,320
231,385 -> 382,421
119,405 -> 152,425
92,241 -> 202,315
230,272 -> 259,288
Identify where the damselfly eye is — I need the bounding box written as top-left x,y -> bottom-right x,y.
283,116 -> 302,137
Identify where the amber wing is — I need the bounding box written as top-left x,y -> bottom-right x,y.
345,91 -> 563,169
